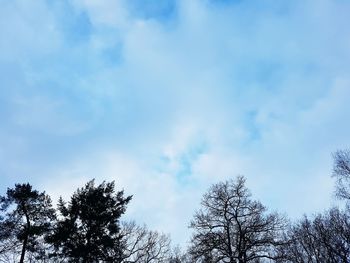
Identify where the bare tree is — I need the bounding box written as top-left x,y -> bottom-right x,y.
168,246 -> 191,263
189,176 -> 286,263
277,207 -> 350,263
333,149 -> 350,200
0,235 -> 21,263
121,221 -> 171,263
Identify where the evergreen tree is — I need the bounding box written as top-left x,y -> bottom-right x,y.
48,180 -> 132,263
0,183 -> 55,263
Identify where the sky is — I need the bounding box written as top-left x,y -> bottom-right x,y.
1,0 -> 350,246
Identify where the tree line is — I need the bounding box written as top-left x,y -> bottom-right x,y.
1,149 -> 350,262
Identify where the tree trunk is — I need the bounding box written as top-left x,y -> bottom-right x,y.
19,235 -> 28,263
19,207 -> 30,263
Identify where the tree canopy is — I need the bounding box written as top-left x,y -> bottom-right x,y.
333,149 -> 350,200
189,176 -> 286,263
0,183 -> 55,263
47,180 -> 132,262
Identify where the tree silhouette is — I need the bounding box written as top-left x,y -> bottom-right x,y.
333,149 -> 350,200
0,183 -> 55,263
189,176 -> 286,263
277,207 -> 350,263
48,180 -> 132,263
121,221 -> 171,263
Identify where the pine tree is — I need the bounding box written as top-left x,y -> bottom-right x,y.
48,180 -> 132,263
0,183 -> 55,263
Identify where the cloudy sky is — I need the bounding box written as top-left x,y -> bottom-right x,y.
1,0 -> 350,246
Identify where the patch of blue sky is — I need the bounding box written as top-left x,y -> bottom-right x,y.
63,11 -> 92,43
48,0 -> 124,66
48,0 -> 92,44
243,110 -> 261,143
177,140 -> 209,182
125,0 -> 177,21
99,39 -> 124,66
210,0 -> 295,15
0,62 -> 25,112
155,139 -> 209,184
1,60 -> 98,140
12,79 -> 89,128
24,48 -> 102,101
209,0 -> 244,6
231,60 -> 283,90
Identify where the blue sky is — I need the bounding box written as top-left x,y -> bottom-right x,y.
1,0 -> 350,246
